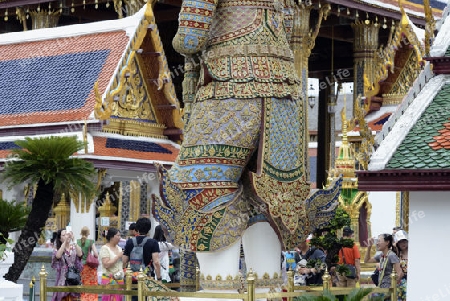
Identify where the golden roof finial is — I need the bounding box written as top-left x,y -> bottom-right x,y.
398,0 -> 409,28
338,90 -> 352,161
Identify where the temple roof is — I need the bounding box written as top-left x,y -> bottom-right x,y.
327,0 -> 444,22
0,5 -> 182,168
386,84 -> 450,169
357,4 -> 450,190
0,30 -> 128,127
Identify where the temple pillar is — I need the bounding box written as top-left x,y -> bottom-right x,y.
98,192 -> 117,243
291,3 -> 313,99
352,20 -> 380,114
292,3 -> 330,187
396,191 -> 410,232
118,180 -> 142,236
317,83 -> 331,187
129,180 -> 141,225
29,9 -> 60,29
53,193 -> 70,230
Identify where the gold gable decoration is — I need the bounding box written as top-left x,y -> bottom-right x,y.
363,0 -> 424,111
94,1 -> 180,134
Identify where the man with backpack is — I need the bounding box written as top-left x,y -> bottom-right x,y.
294,234 -> 326,285
122,217 -> 161,282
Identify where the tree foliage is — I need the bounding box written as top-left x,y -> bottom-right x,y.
2,136 -> 96,199
2,136 -> 96,282
0,199 -> 30,243
309,207 -> 353,269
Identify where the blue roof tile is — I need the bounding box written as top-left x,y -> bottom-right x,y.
105,138 -> 172,154
0,141 -> 20,151
374,114 -> 391,126
0,50 -> 110,115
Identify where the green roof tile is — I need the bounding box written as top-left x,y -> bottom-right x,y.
386,84 -> 450,169
445,46 -> 450,56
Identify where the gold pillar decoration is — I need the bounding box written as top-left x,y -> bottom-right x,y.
118,182 -> 124,235
98,192 -> 117,243
29,9 -> 60,29
352,19 -> 380,114
16,7 -> 28,31
396,191 -> 410,232
129,180 -> 141,223
53,193 -> 71,229
402,192 -> 409,232
424,0 -> 435,57
291,3 -> 330,98
352,96 -> 375,171
123,0 -> 146,16
114,0 -> 123,18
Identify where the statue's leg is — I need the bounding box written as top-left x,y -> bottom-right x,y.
242,222 -> 282,296
154,98 -> 262,293
196,238 -> 241,287
242,222 -> 281,278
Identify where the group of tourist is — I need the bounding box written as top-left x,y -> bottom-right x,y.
50,217 -> 176,301
284,226 -> 408,301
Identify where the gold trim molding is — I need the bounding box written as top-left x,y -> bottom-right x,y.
102,118 -> 166,139
200,272 -> 283,290
200,274 -> 242,290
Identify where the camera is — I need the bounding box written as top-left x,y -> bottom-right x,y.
113,271 -> 124,280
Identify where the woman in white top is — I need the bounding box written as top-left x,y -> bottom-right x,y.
99,228 -> 123,301
153,225 -> 174,283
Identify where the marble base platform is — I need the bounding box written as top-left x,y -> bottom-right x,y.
0,251 -> 24,301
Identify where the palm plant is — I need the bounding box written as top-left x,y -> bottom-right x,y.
0,199 -> 30,245
1,136 -> 96,282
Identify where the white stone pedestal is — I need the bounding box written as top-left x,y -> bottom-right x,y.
0,251 -> 23,301
0,279 -> 24,301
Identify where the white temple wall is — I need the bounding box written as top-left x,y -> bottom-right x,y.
408,191 -> 450,301
70,195 -> 96,241
367,191 -> 397,237
0,184 -> 23,202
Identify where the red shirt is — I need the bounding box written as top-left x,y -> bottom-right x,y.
338,244 -> 360,265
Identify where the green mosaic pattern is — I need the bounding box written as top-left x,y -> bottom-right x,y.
386,84 -> 450,169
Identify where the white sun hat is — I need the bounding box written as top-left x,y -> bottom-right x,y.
394,230 -> 408,243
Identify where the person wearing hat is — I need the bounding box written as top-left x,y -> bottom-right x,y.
294,234 -> 326,285
336,227 -> 360,288
394,230 -> 408,301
